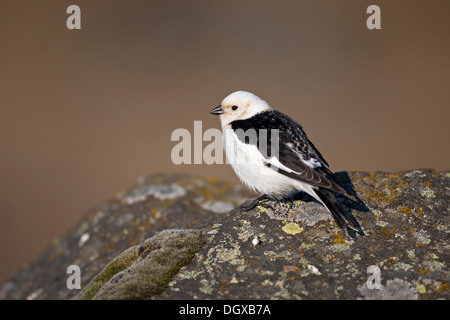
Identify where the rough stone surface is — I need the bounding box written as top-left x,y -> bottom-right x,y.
0,169 -> 448,300
79,229 -> 202,300
0,173 -> 249,300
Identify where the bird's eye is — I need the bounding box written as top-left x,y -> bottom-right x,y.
232,106 -> 238,111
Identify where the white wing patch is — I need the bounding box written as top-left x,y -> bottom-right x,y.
301,157 -> 322,169
285,143 -> 322,169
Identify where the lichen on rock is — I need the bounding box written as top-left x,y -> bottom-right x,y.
0,170 -> 448,300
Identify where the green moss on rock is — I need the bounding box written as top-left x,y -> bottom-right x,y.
78,246 -> 138,300
78,229 -> 202,300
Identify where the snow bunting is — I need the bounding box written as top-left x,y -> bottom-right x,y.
210,90 -> 361,232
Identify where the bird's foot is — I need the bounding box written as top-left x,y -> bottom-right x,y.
240,194 -> 269,211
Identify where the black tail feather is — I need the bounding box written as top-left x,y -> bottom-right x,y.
314,188 -> 362,233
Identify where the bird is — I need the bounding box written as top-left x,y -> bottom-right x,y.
209,90 -> 361,232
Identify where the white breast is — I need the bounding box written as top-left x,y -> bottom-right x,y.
222,128 -> 299,199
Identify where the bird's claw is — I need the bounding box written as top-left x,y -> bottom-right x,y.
240,194 -> 269,211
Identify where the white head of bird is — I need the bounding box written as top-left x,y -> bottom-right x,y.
210,91 -> 271,128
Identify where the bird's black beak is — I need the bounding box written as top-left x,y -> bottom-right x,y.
210,105 -> 224,115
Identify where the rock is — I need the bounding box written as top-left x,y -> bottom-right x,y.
79,229 -> 202,300
155,170 -> 449,300
0,173 -> 249,300
0,169 -> 448,300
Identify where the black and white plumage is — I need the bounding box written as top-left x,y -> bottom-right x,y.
210,90 -> 361,232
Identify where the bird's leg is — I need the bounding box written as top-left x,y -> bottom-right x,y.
240,194 -> 269,211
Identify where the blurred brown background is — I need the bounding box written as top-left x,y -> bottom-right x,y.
0,0 -> 449,283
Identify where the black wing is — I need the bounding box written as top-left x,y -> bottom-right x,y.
230,110 -> 347,194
